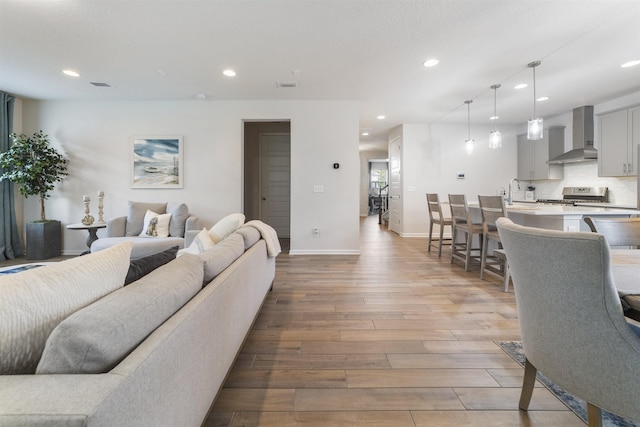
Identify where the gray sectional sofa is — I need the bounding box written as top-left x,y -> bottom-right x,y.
0,224 -> 277,426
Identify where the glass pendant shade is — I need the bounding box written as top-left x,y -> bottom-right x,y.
465,138 -> 475,154
489,84 -> 501,149
527,118 -> 543,140
489,130 -> 502,149
527,61 -> 543,140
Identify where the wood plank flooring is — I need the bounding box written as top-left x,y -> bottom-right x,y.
204,216 -> 584,426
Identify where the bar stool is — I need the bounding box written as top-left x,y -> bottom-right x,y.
478,195 -> 509,289
426,193 -> 452,257
448,194 -> 483,271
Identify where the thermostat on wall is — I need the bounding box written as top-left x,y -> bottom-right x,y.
457,172 -> 465,179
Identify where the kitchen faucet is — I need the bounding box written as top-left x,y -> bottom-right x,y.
507,178 -> 520,206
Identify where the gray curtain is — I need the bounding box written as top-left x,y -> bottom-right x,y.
0,91 -> 24,260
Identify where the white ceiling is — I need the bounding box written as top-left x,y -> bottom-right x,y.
1,0 -> 639,151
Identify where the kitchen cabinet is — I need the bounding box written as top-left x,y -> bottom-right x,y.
517,126 -> 564,180
598,106 -> 640,177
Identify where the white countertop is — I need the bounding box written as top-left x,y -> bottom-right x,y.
506,203 -> 640,216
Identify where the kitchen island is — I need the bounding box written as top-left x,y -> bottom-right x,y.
505,203 -> 640,232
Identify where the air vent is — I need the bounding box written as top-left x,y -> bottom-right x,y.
89,82 -> 112,87
276,81 -> 298,88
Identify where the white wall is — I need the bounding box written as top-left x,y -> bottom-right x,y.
20,99 -> 361,255
394,122 -> 519,237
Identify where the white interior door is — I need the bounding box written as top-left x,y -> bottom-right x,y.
260,133 -> 291,238
388,137 -> 402,234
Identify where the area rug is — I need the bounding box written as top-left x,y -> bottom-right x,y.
496,341 -> 639,427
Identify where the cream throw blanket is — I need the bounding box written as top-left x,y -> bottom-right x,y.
243,220 -> 282,257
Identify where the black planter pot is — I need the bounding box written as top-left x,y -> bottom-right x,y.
26,220 -> 62,260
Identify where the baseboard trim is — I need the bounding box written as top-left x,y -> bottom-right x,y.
399,233 -> 429,238
289,249 -> 361,256
62,250 -> 85,256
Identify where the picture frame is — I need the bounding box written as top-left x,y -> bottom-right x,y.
131,136 -> 183,189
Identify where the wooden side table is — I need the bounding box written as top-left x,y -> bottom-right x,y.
66,223 -> 107,253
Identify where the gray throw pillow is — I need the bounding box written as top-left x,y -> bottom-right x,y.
167,202 -> 189,237
124,246 -> 179,285
125,201 -> 167,236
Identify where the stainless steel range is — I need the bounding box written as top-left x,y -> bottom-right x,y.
537,186 -> 608,205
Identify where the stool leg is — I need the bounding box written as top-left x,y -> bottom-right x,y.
504,262 -> 511,292
480,234 -> 488,279
428,221 -> 434,252
464,231 -> 472,271
438,222 -> 445,257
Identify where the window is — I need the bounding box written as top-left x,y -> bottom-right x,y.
369,160 -> 388,190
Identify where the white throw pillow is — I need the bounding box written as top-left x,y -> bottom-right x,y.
0,241 -> 133,374
209,213 -> 245,243
139,210 -> 172,238
178,228 -> 216,256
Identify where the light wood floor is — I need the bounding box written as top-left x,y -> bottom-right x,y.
204,216 -> 584,426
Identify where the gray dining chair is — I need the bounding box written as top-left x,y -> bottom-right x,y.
496,217 -> 640,426
448,194 -> 483,271
478,195 -> 509,288
426,193 -> 452,257
583,216 -> 640,248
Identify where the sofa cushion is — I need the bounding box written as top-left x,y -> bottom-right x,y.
179,228 -> 216,256
209,213 -> 245,243
92,236 -> 185,259
125,246 -> 179,285
167,202 -> 189,237
199,232 -> 245,283
236,226 -> 261,250
139,210 -> 172,238
0,242 -> 133,374
125,201 -> 167,236
36,254 -> 204,374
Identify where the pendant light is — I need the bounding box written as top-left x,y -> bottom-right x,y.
527,60 -> 543,140
489,84 -> 502,149
464,100 -> 474,154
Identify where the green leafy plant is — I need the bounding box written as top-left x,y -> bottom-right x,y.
0,130 -> 68,221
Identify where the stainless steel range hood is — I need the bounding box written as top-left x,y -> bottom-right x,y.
547,106 -> 597,164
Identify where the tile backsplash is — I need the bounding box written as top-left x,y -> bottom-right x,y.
517,162 -> 637,207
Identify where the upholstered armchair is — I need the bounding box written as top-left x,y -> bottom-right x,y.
91,201 -> 199,259
496,217 -> 640,426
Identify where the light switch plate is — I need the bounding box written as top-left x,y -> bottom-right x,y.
314,185 -> 324,193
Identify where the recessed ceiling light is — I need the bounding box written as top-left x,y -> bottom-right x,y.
514,83 -> 528,89
537,96 -> 550,102
63,69 -> 80,77
196,93 -> 206,100
490,115 -> 499,120
361,132 -> 369,136
223,69 -> 236,77
377,115 -> 386,120
423,58 -> 439,67
621,60 -> 640,68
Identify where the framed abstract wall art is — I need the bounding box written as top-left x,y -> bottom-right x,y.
131,136 -> 183,189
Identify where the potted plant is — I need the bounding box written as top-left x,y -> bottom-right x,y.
0,130 -> 68,259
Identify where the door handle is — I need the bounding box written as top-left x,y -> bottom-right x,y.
262,197 -> 266,201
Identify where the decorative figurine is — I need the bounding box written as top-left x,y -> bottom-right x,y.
82,195 -> 95,226
96,190 -> 105,224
